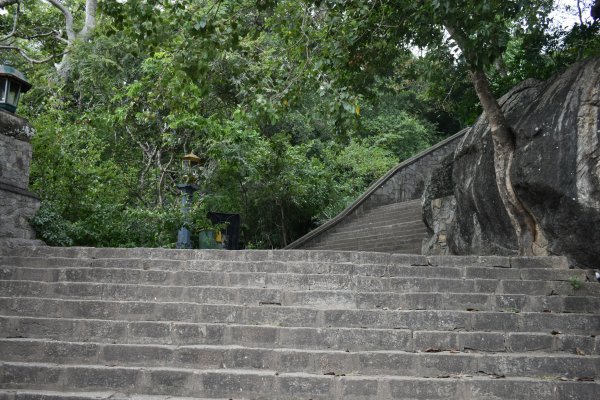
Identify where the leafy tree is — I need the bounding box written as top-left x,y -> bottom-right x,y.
0,0 -> 97,76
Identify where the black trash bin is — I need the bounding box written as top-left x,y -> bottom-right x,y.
207,212 -> 241,250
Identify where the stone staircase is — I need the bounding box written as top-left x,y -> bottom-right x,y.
303,200 -> 427,254
0,246 -> 599,399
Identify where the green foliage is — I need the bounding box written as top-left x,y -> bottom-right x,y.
29,202 -> 76,247
569,276 -> 583,291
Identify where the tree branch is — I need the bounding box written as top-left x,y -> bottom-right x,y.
0,44 -> 68,64
79,0 -> 97,40
0,1 -> 19,42
47,0 -> 75,42
0,0 -> 19,8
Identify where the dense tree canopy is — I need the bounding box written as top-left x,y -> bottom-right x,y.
1,0 -> 598,248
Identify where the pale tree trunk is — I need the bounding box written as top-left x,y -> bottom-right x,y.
46,0 -> 97,78
470,69 -> 544,256
445,24 -> 546,256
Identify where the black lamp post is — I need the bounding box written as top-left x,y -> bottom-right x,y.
0,65 -> 32,114
176,152 -> 202,249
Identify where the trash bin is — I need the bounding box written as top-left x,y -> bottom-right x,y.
198,230 -> 220,249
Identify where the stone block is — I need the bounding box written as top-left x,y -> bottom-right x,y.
230,325 -> 278,346
468,379 -> 556,400
102,344 -> 172,365
174,347 -> 224,368
43,341 -> 98,363
201,371 -> 275,398
471,312 -> 519,332
128,322 -> 171,340
413,331 -> 459,352
323,309 -> 387,329
171,322 -> 225,345
247,306 -> 319,327
459,332 -> 506,352
277,375 -> 333,398
0,363 -> 61,388
555,334 -> 597,355
388,378 -> 458,398
147,369 -> 193,395
78,319 -> 127,343
510,257 -> 570,269
64,366 -> 138,390
276,349 -> 311,374
506,333 -> 554,352
340,377 -> 379,399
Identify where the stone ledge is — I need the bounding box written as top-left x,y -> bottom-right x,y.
0,180 -> 39,200
0,109 -> 35,142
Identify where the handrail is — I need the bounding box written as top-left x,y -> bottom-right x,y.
285,128 -> 469,249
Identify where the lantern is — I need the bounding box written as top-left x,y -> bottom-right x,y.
181,152 -> 202,183
0,65 -> 32,114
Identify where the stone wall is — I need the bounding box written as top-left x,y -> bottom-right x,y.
0,109 -> 40,240
287,129 -> 468,249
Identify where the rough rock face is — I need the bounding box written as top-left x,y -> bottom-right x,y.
448,57 -> 600,267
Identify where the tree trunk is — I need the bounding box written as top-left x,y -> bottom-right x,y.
279,201 -> 288,247
470,69 -> 544,256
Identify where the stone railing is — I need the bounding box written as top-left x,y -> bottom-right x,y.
286,128 -> 468,249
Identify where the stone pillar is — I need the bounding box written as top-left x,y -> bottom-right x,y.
0,108 -> 41,242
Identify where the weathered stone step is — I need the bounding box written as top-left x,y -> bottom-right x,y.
3,273 -> 598,297
331,213 -> 424,234
1,260 -> 588,283
332,212 -> 423,232
307,239 -> 424,254
2,280 -> 599,312
0,247 -> 571,270
310,231 -> 427,250
2,298 -> 599,335
3,316 -> 596,354
1,362 -> 599,399
321,220 -> 426,242
357,199 -> 423,214
2,339 -> 598,379
0,389 -> 228,400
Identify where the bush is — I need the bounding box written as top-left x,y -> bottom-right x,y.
30,202 -> 76,246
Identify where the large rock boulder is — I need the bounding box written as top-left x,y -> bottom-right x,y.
447,57 -> 600,267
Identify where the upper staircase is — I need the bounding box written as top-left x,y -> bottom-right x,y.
0,245 -> 599,399
301,200 -> 428,254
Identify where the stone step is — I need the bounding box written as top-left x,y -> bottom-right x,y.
3,316 -> 597,354
321,220 -> 426,242
3,280 -> 598,312
0,250 -> 572,270
0,246 -> 569,268
333,212 -> 423,233
3,271 -> 598,295
2,339 -> 599,380
358,199 -> 423,214
337,200 -> 422,221
0,259 -> 584,281
0,389 -> 228,400
314,236 -> 423,254
1,362 -> 599,399
2,298 -> 599,335
331,212 -> 423,233
311,229 -> 428,249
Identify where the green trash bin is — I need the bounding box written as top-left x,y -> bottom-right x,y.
198,230 -> 220,249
